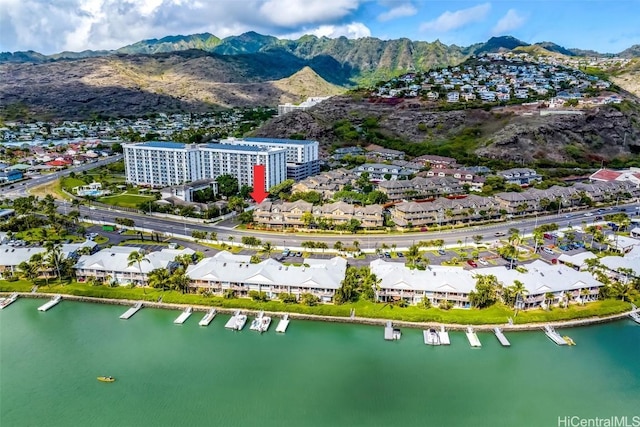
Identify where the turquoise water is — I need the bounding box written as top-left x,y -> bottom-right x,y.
1,299 -> 639,427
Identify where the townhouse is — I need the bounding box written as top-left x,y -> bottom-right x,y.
186,251 -> 347,303
377,176 -> 464,201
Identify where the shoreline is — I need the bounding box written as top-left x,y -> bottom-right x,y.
7,292 -> 636,332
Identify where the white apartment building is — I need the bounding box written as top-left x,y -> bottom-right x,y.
220,137 -> 319,180
124,141 -> 287,190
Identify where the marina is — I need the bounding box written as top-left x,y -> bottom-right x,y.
198,308 -> 217,326
0,292 -> 18,309
173,306 -> 193,324
544,325 -> 568,345
249,311 -> 272,333
493,327 -> 511,347
37,295 -> 61,312
438,325 -> 451,345
384,321 -> 402,341
465,326 -> 482,347
423,328 -> 441,345
275,314 -> 290,333
119,302 -> 143,319
224,310 -> 247,331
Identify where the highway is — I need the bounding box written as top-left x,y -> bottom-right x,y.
2,156 -> 638,250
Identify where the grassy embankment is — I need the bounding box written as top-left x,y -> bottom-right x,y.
1,279 -> 634,325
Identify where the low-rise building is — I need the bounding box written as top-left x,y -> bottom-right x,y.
496,168 -> 542,186
186,251 -> 347,303
354,163 -> 414,181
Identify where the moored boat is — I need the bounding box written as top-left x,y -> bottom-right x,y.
97,376 -> 115,383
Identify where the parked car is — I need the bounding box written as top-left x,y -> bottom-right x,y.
542,247 -> 555,255
296,252 -> 302,257
477,258 -> 489,266
384,252 -> 391,258
397,252 -> 404,257
467,259 -> 478,268
437,249 -> 446,255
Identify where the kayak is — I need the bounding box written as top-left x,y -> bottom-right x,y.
97,376 -> 115,382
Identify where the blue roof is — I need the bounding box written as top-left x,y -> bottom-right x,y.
139,141 -> 186,149
243,137 -> 316,146
204,143 -> 265,153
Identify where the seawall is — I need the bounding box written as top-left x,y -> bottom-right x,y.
7,292 -> 636,332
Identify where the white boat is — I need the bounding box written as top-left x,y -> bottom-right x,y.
234,313 -> 247,331
544,325 -> 568,346
465,326 -> 482,347
198,308 -> 217,326
173,306 -> 193,324
259,316 -> 272,333
250,311 -> 265,331
0,293 -> 18,309
384,321 -> 401,340
423,328 -> 441,345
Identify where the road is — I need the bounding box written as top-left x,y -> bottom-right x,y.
3,155 -> 638,250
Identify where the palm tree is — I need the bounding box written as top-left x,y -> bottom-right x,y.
45,242 -> 64,283
333,241 -> 343,252
18,260 -> 40,285
544,292 -> 555,309
406,244 -> 420,267
148,268 -> 171,291
171,269 -> 191,294
262,242 -> 274,259
510,279 -> 527,310
127,250 -> 150,292
580,288 -> 591,305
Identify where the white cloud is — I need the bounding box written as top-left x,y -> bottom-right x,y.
0,0 -> 368,54
378,3 -> 418,22
259,0 -> 361,27
492,9 -> 527,35
420,3 -> 491,33
284,22 -> 372,40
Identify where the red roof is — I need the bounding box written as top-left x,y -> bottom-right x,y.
590,169 -> 621,181
46,160 -> 70,167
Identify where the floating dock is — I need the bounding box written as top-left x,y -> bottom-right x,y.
275,314 -> 290,333
37,295 -> 62,312
544,325 -> 568,346
494,327 -> 511,347
173,306 -> 193,324
384,321 -> 401,341
465,326 -> 482,347
423,329 -> 441,345
438,325 -> 451,345
119,302 -> 143,319
630,305 -> 640,324
0,293 -> 18,309
198,308 -> 217,326
224,310 -> 247,331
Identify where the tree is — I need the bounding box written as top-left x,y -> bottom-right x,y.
333,241 -> 344,252
300,293 -> 320,306
216,174 -> 239,198
473,235 -> 483,245
228,196 -> 247,213
241,236 -> 261,247
171,268 -> 191,294
127,250 -> 150,291
262,242 -> 274,258
148,268 -> 171,290
544,292 -> 555,309
469,274 -> 498,308
44,242 -> 64,283
406,244 -> 421,268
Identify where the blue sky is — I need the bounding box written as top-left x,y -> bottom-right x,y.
1,0 -> 638,54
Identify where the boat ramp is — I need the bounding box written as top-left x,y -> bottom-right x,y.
174,307 -> 193,324
198,308 -> 217,326
465,326 -> 482,347
0,293 -> 18,309
384,321 -> 401,341
224,310 -> 247,331
249,311 -> 271,333
438,326 -> 451,345
37,295 -> 61,312
494,328 -> 511,347
275,314 -> 290,333
119,302 -> 143,319
544,325 -> 568,346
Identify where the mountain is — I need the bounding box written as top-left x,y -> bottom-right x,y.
620,45 -> 640,59
253,95 -> 640,163
534,42 -> 575,56
116,33 -> 221,55
474,36 -> 529,54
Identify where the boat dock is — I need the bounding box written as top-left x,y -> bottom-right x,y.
0,293 -> 18,309
544,325 -> 568,345
465,326 -> 482,347
173,306 -> 193,324
630,304 -> 640,324
224,310 -> 247,331
119,302 -> 143,319
438,325 -> 451,345
423,329 -> 440,345
37,295 -> 62,312
198,308 -> 217,326
494,327 -> 511,347
384,321 -> 401,341
275,314 -> 290,333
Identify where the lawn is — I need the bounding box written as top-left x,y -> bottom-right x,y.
15,227 -> 85,243
98,192 -> 154,209
29,179 -> 69,200
0,279 -> 633,325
